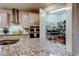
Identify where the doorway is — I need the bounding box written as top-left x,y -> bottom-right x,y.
40,4 -> 72,56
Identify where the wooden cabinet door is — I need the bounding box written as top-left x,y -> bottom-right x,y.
21,14 -> 29,28
19,12 -> 29,28
29,13 -> 39,26
0,12 -> 8,28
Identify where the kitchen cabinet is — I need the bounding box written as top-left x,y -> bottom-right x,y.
29,13 -> 39,26
29,13 -> 39,38
0,12 -> 9,28
30,26 -> 39,38
19,12 -> 39,28
19,12 -> 29,28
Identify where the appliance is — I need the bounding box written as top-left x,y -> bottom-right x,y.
12,8 -> 19,24
30,26 -> 39,38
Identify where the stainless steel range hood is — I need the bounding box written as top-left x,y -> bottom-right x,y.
12,8 -> 19,24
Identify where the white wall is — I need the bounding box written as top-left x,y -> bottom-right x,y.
66,6 -> 72,54
40,8 -> 47,48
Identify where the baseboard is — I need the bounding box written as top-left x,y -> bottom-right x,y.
73,53 -> 79,56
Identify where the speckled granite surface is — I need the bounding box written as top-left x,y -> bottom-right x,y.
0,36 -> 71,56
0,37 -> 48,56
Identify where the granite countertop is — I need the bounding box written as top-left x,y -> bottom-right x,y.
0,34 -> 29,36
0,38 -> 49,56
0,33 -> 29,41
0,38 -> 71,56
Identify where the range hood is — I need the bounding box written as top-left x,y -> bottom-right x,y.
9,8 -> 27,35
12,8 -> 19,24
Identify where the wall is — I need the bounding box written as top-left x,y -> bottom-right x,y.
66,5 -> 72,54
72,4 -> 79,56
40,8 -> 47,48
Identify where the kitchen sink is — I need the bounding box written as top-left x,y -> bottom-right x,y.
0,34 -> 27,45
0,39 -> 19,45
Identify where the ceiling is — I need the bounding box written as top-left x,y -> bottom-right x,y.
0,3 -> 55,12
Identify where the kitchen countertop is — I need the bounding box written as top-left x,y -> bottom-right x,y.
0,33 -> 29,45
0,33 -> 29,41
0,34 -> 29,36
0,38 -> 71,56
0,38 -> 49,56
